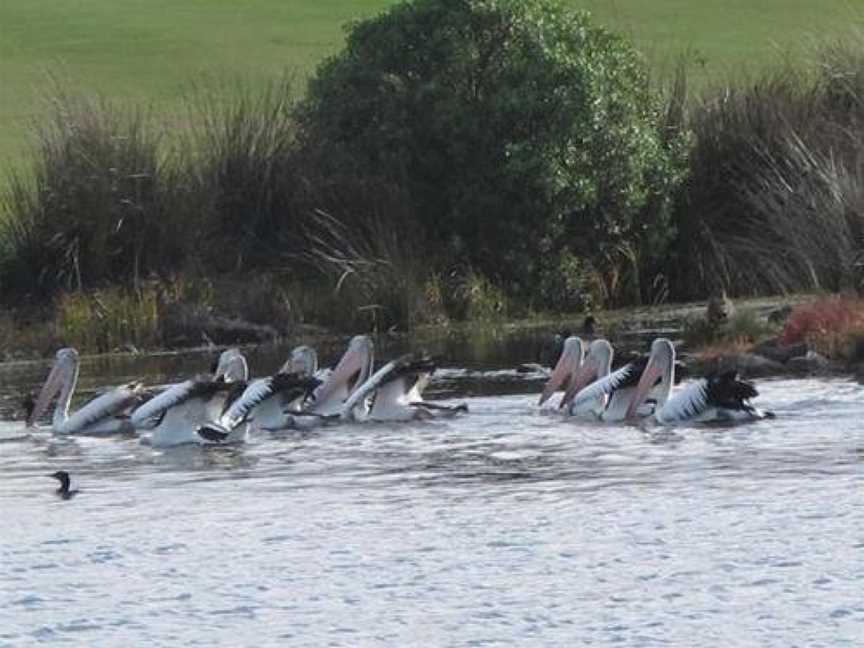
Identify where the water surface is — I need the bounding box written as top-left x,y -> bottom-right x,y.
1,341 -> 862,646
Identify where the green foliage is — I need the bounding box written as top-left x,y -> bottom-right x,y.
0,89 -> 191,299
454,272 -> 509,322
56,286 -> 161,352
534,249 -> 599,313
183,78 -> 301,271
299,0 -> 687,307
670,38 -> 864,300
301,206 -> 444,332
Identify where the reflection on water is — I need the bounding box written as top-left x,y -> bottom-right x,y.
1,333 -> 863,646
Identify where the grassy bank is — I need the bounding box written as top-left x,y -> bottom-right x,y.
2,1 -> 864,161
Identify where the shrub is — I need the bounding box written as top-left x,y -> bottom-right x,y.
778,295 -> 864,362
780,295 -> 864,345
298,0 -> 687,307
0,88 -> 190,300
453,272 -> 509,321
301,205 -> 444,331
670,38 -> 864,300
181,77 -> 301,271
56,286 -> 161,353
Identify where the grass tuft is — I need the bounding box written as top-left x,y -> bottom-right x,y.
56,286 -> 161,353
671,37 -> 864,299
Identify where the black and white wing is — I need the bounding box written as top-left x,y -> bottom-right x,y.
368,357 -> 436,417
130,376 -> 226,429
568,357 -> 647,414
654,379 -> 711,424
222,372 -> 321,429
655,371 -> 766,425
340,355 -> 434,420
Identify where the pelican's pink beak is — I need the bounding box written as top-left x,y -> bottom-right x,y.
559,362 -> 598,409
539,347 -> 581,406
314,338 -> 373,404
625,360 -> 664,420
27,362 -> 63,427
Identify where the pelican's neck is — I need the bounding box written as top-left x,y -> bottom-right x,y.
54,362 -> 79,427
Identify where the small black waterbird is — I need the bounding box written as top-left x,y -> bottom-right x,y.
49,470 -> 78,499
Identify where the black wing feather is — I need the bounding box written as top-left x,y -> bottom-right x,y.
706,371 -> 759,410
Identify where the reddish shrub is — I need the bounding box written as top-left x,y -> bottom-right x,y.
780,296 -> 864,345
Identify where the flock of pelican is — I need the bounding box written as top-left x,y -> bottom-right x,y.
25,336 -> 467,447
24,334 -> 771,448
540,337 -> 772,424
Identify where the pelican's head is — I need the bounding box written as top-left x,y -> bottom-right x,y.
281,345 -> 318,376
560,339 -> 613,409
314,335 -> 374,404
539,336 -> 584,405
214,348 -> 248,383
27,348 -> 80,427
626,338 -> 676,420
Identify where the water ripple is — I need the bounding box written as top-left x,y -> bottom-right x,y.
0,359 -> 861,646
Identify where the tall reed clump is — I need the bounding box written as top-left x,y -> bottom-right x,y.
55,286 -> 161,353
0,88 -> 193,300
670,38 -> 864,300
299,178 -> 445,331
181,78 -> 301,271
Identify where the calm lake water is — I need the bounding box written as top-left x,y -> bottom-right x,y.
1,332 -> 862,646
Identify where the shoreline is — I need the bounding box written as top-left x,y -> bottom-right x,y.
8,292 -> 861,384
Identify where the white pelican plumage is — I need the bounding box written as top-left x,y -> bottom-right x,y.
205,337 -> 375,436
199,345 -> 324,437
340,354 -> 467,422
640,370 -> 773,426
131,348 -> 249,447
559,339 -> 614,417
567,339 -> 674,421
26,348 -> 143,435
306,336 -> 374,417
538,336 -> 585,408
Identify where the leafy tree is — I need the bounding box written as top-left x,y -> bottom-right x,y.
299,0 -> 687,307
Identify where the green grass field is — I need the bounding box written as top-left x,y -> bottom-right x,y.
2,0 -> 864,163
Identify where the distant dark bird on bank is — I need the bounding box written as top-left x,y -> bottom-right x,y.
582,315 -> 596,337
49,470 -> 78,499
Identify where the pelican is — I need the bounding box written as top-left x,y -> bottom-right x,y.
204,337 -> 375,436
307,335 -> 374,417
538,337 -> 585,408
131,348 -> 249,447
26,348 -> 142,435
199,345 -> 324,437
639,370 -> 773,425
567,338 -> 674,421
621,338 -> 676,421
341,353 -> 467,422
559,339 -> 614,417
